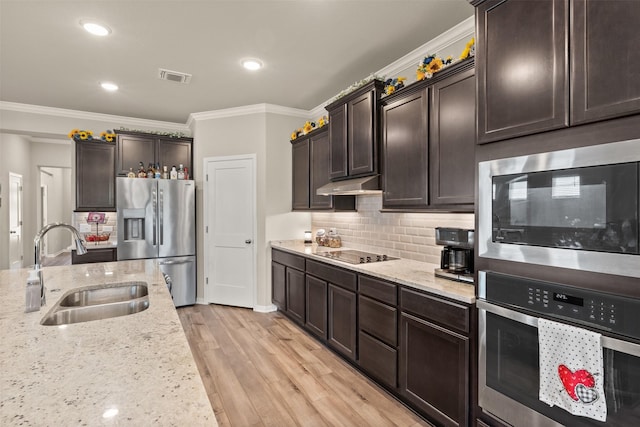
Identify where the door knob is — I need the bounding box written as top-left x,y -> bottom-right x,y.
245,239 -> 252,244
10,230 -> 17,234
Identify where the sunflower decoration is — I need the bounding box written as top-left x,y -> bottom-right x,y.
416,55 -> 436,81
100,129 -> 117,143
317,115 -> 329,128
384,77 -> 407,95
68,129 -> 94,141
459,37 -> 475,60
302,121 -> 316,134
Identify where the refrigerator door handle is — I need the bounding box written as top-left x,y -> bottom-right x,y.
152,188 -> 157,246
159,259 -> 193,265
159,188 -> 164,246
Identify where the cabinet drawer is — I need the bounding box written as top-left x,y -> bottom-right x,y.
400,288 -> 469,335
72,248 -> 117,264
359,275 -> 397,305
306,259 -> 357,291
359,295 -> 397,347
359,331 -> 397,389
272,249 -> 305,271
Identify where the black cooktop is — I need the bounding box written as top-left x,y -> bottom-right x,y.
313,250 -> 398,264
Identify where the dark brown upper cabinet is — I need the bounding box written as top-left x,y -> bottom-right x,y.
75,140 -> 116,211
326,80 -> 384,180
571,0 -> 640,125
381,59 -> 475,212
115,131 -> 193,176
382,88 -> 429,209
291,127 -> 355,211
430,66 -> 476,207
476,0 -> 569,144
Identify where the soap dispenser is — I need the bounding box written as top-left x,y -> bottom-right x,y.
25,270 -> 41,312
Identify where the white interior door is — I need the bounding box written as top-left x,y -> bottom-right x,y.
204,155 -> 256,308
9,173 -> 23,269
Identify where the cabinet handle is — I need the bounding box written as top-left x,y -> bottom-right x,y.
245,239 -> 252,244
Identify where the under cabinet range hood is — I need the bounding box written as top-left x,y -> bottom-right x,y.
316,175 -> 381,196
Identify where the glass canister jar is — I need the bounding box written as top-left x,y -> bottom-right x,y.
327,228 -> 341,248
315,229 -> 326,246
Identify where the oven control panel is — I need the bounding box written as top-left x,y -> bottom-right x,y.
483,271 -> 640,340
526,287 -> 618,327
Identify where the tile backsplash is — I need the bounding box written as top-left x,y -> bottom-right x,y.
311,195 -> 474,265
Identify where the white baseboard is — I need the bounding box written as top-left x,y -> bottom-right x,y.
195,297 -> 207,305
253,304 -> 277,313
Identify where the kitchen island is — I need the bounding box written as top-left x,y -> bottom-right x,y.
0,260 -> 216,426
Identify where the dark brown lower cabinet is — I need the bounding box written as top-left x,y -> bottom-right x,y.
272,262 -> 286,311
71,248 -> 117,264
327,284 -> 357,361
359,331 -> 397,389
399,312 -> 469,427
286,268 -> 305,324
305,275 -> 327,339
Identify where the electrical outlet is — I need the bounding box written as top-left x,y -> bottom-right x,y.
79,224 -> 91,232
103,226 -> 113,232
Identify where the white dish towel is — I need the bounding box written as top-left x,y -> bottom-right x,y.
538,318 -> 607,422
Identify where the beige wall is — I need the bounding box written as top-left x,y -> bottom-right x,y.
0,133 -> 33,269
191,111 -> 311,309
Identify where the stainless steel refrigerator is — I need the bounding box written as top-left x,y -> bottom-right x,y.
116,177 -> 196,306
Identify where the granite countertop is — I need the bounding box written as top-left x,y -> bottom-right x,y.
0,260 -> 216,426
271,240 -> 476,304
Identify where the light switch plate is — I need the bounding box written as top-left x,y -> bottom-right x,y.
103,226 -> 113,232
79,224 -> 91,232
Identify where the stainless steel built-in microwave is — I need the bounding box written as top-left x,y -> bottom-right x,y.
478,138 -> 640,278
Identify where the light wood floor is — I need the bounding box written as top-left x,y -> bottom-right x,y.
178,304 -> 430,427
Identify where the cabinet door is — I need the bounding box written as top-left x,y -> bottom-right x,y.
272,262 -> 286,311
117,134 -> 156,176
571,0 -> 640,125
477,0 -> 568,144
309,131 -> 333,209
399,313 -> 469,427
305,275 -> 327,339
359,331 -> 398,389
286,268 -> 305,324
348,90 -> 376,176
328,104 -> 348,179
382,89 -> 428,208
158,139 -> 192,175
430,67 -> 475,207
291,139 -> 310,210
76,141 -> 116,211
359,295 -> 397,347
328,283 -> 357,361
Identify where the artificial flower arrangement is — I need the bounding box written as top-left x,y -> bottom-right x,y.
384,77 -> 407,95
68,129 -> 116,143
329,73 -> 385,104
290,115 -> 329,141
416,55 -> 453,81
415,37 -> 475,81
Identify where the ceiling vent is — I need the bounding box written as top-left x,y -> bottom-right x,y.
158,68 -> 192,84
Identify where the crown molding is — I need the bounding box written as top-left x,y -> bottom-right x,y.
378,16 -> 475,80
187,103 -> 309,126
309,15 -> 475,118
0,101 -> 189,133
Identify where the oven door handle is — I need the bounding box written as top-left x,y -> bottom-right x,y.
477,300 -> 640,358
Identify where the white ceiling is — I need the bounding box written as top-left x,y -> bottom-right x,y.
0,0 -> 474,124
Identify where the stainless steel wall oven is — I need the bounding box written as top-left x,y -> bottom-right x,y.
478,138 -> 640,278
478,271 -> 640,426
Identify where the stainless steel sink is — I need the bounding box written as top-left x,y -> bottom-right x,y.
59,282 -> 148,307
41,282 -> 150,326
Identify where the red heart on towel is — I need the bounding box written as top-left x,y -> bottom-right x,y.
558,364 -> 595,401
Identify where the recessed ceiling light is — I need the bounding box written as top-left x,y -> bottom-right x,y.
80,20 -> 111,36
100,82 -> 118,92
242,59 -> 263,71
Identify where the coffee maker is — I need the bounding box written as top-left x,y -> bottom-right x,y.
435,227 -> 474,283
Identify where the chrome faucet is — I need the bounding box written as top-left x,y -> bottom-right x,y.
28,223 -> 88,311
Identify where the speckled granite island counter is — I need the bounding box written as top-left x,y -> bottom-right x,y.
0,260 -> 216,426
271,240 -> 475,304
